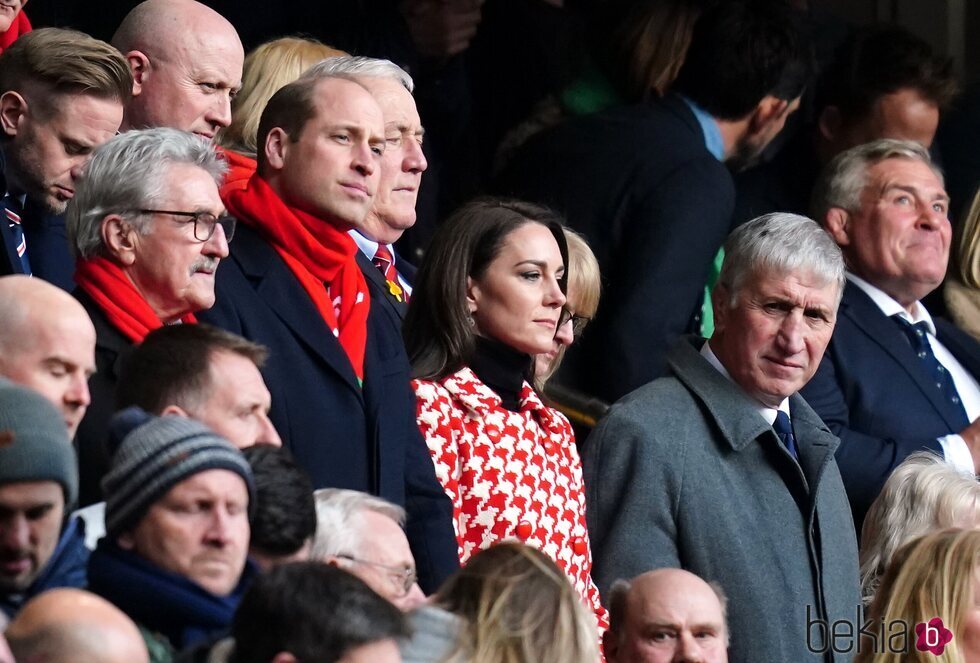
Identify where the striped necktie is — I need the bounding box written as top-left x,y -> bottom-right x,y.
3,195 -> 30,275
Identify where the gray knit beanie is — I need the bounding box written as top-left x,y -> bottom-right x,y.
102,408 -> 256,539
0,379 -> 78,506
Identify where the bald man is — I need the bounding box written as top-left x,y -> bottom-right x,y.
604,569 -> 729,663
0,275 -> 96,437
6,589 -> 149,663
111,0 -> 244,139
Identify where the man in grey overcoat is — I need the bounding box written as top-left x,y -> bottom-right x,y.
584,212 -> 862,662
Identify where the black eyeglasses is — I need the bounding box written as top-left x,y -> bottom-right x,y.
139,209 -> 236,242
558,306 -> 591,337
336,554 -> 417,597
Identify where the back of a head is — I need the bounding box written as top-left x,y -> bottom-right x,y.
859,452 -> 980,603
116,323 -> 267,414
434,543 -> 599,663
218,36 -> 346,155
242,444 -> 316,563
311,488 -> 405,560
672,0 -> 809,120
816,24 -> 957,123
0,28 -> 132,110
230,562 -> 407,663
859,529 -> 980,663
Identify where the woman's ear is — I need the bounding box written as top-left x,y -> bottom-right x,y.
465,275 -> 479,314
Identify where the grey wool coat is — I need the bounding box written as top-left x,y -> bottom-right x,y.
583,337 -> 861,663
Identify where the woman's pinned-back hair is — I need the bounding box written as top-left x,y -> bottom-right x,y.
404,198 -> 568,381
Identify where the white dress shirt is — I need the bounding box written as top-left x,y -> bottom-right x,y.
700,342 -> 791,428
847,273 -> 980,473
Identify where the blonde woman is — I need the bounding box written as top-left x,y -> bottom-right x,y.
424,543 -> 600,663
860,452 -> 980,604
858,529 -> 980,663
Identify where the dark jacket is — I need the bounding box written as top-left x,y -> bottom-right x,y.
200,223 -> 458,592
496,94 -> 736,402
73,289 -> 132,506
801,281 -> 980,528
0,517 -> 89,620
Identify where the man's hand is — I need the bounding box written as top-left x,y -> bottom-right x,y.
959,418 -> 980,474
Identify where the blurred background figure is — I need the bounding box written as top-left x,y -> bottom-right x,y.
312,488 -> 426,612
229,562 -> 407,663
857,528 -> 980,663
5,588 -> 150,663
0,0 -> 29,54
242,445 -> 316,570
858,452 -> 980,604
946,188 -> 980,340
402,542 -> 599,663
405,198 -> 606,629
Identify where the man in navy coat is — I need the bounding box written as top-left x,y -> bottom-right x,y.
201,68 -> 457,591
804,138 -> 980,530
496,0 -> 809,403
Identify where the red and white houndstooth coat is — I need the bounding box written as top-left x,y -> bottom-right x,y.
413,366 -> 609,630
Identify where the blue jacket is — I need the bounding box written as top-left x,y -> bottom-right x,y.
0,516 -> 89,619
200,223 -> 458,592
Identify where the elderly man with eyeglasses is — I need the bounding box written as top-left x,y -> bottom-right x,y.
311,488 -> 425,611
65,127 -> 233,506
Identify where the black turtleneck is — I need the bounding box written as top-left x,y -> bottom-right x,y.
469,336 -> 532,412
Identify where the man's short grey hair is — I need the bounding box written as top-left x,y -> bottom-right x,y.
310,488 -> 406,560
810,138 -> 944,223
859,451 -> 980,604
717,212 -> 846,307
305,55 -> 414,93
606,575 -> 730,646
66,128 -> 228,259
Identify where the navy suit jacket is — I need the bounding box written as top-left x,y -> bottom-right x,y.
356,248 -> 415,324
0,163 -> 76,290
200,224 -> 457,591
495,94 -> 736,402
801,281 -> 980,529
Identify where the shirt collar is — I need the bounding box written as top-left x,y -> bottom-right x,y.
348,230 -> 396,265
678,95 -> 725,161
701,341 -> 790,425
846,272 -> 935,335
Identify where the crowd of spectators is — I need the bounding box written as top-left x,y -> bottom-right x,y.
2,0 -> 980,661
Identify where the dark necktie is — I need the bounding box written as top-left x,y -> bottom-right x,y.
372,245 -> 407,303
3,195 -> 30,275
892,315 -> 970,429
773,410 -> 798,459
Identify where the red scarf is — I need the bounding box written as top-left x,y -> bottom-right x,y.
0,12 -> 29,53
224,174 -> 369,382
74,257 -> 197,344
216,147 -> 256,198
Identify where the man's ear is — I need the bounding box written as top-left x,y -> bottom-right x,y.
823,207 -> 853,247
748,95 -> 789,135
270,653 -> 298,663
101,215 -> 139,266
817,106 -> 842,143
0,91 -> 27,138
710,283 -> 730,334
160,404 -> 190,418
125,51 -> 150,97
602,630 -> 619,662
264,127 -> 289,172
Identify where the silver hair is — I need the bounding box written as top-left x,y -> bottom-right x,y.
810,138 -> 944,223
66,127 -> 228,259
304,55 -> 414,93
606,574 -> 730,647
310,488 -> 406,560
859,451 -> 980,605
717,212 -> 846,306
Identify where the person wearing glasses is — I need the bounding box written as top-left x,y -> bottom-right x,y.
404,198 -> 608,632
65,127 -> 232,505
311,488 -> 425,611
